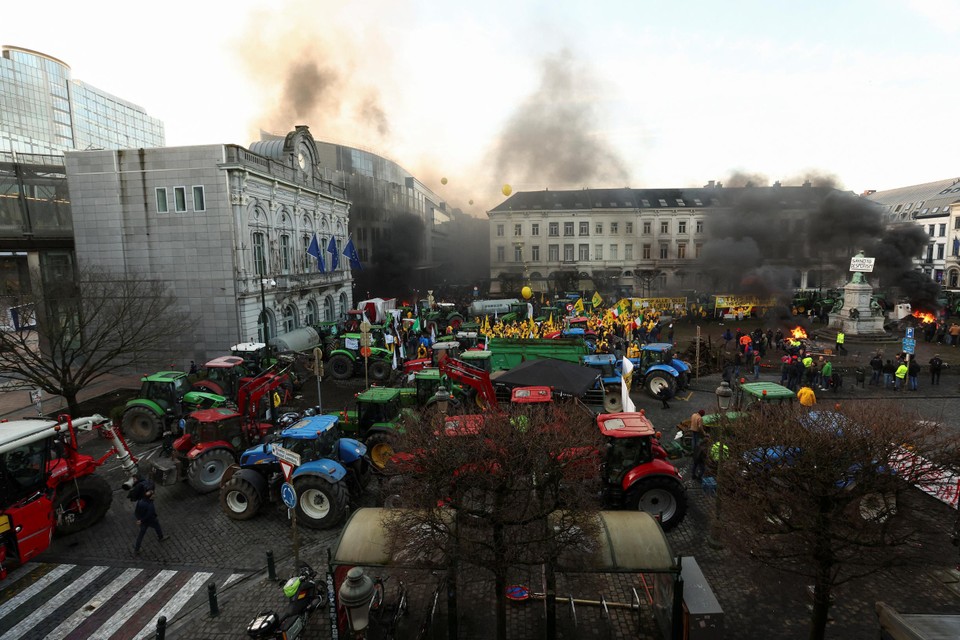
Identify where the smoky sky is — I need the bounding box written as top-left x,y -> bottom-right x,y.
699,182 -> 939,308
490,49 -> 629,189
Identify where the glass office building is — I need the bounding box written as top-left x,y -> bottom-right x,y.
0,45 -> 164,155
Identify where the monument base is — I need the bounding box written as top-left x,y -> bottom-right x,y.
828,282 -> 888,337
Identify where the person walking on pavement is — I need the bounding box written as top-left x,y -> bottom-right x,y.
930,354 -> 944,385
908,358 -> 920,391
688,409 -> 706,453
882,359 -> 895,388
835,330 -> 846,355
869,352 -> 883,386
691,433 -> 710,483
656,386 -> 673,409
820,358 -> 833,391
950,322 -> 960,346
134,483 -> 168,554
894,359 -> 908,392
753,352 -> 762,380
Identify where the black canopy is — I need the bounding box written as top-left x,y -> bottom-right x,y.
494,358 -> 601,397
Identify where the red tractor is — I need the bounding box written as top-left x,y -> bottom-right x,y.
154,372 -> 292,493
596,411 -> 688,530
0,414 -> 139,579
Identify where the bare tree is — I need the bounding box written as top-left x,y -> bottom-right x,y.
714,403 -> 960,640
382,402 -> 605,640
0,266 -> 191,415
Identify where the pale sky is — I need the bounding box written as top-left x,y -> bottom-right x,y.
6,0 -> 959,213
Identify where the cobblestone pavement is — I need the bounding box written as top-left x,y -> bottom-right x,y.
4,341 -> 960,638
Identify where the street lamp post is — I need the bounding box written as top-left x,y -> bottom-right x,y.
259,277 -> 276,365
707,381 -> 734,549
338,566 -> 374,638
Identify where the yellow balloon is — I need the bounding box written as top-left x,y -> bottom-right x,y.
469,199 -> 474,205
521,286 -> 532,300
501,184 -> 512,196
441,177 -> 448,185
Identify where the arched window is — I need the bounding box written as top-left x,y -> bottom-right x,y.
339,292 -> 348,317
252,232 -> 267,276
323,296 -> 334,321
280,234 -> 291,274
282,304 -> 297,333
301,234 -> 313,272
305,300 -> 318,326
950,270 -> 959,288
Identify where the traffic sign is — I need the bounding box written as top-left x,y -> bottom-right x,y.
906,327 -> 915,339
272,445 -> 301,468
565,303 -> 574,312
360,320 -> 372,334
359,333 -> 372,347
360,346 -> 372,358
902,338 -> 916,354
281,482 -> 296,509
279,460 -> 294,482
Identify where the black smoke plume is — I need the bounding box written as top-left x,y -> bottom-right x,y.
491,49 -> 629,189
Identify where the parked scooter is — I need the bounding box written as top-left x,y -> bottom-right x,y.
246,563 -> 327,639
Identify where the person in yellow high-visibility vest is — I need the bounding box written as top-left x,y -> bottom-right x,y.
835,330 -> 846,355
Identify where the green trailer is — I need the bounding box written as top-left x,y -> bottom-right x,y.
486,337 -> 590,371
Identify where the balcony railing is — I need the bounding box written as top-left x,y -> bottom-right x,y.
222,147 -> 348,200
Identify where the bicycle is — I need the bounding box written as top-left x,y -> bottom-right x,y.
370,575 -> 408,639
416,578 -> 445,640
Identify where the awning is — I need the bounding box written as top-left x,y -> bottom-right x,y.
494,358 -> 601,397
330,508 -> 675,574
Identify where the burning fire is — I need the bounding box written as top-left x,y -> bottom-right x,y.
912,310 -> 936,324
790,327 -> 808,340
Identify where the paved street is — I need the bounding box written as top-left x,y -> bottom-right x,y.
3,332 -> 960,639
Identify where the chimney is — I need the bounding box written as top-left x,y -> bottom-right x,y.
802,180 -> 812,188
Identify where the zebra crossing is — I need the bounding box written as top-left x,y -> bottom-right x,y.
0,563 -> 245,640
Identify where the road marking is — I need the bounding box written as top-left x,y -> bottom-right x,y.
87,569 -> 176,640
44,568 -> 142,640
130,571 -> 212,640
3,566 -> 108,640
222,573 -> 245,589
678,392 -> 693,402
0,564 -> 74,621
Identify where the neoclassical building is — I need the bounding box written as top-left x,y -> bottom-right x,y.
65,126 -> 353,362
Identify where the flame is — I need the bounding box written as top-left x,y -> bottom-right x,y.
912,310 -> 936,324
790,327 -> 808,339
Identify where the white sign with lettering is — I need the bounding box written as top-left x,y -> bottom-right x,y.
849,256 -> 875,272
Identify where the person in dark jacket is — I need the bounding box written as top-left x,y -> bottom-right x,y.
869,353 -> 883,385
930,354 -> 944,385
908,359 -> 921,391
656,386 -> 673,409
134,484 -> 168,554
882,359 -> 895,389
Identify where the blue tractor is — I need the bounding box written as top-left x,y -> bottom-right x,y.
626,343 -> 691,398
219,415 -> 367,530
581,353 -> 625,412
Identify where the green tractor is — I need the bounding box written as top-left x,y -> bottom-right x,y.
418,300 -> 465,335
398,367 -> 469,412
333,387 -> 411,470
121,371 -> 227,444
325,333 -> 394,382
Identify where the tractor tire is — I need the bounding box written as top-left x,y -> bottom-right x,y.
328,354 -> 354,380
294,476 -> 348,529
381,476 -> 405,509
366,432 -> 398,471
54,474 -> 113,535
369,359 -> 391,382
676,372 -> 690,391
645,373 -> 677,399
855,491 -> 898,523
349,459 -> 372,493
449,315 -> 464,331
220,475 -> 264,521
625,476 -> 688,531
187,449 -> 236,494
603,386 -> 623,413
122,406 -> 162,444
425,320 -> 439,336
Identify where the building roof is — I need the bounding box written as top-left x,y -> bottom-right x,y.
864,178 -> 960,222
488,186 -> 834,214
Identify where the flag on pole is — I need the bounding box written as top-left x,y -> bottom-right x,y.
954,237 -> 959,257
574,298 -> 584,313
392,347 -> 398,370
610,306 -> 620,318
343,236 -> 364,271
306,234 -> 326,272
592,291 -> 603,308
326,236 -> 340,271
412,317 -> 421,333
621,357 -> 636,413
